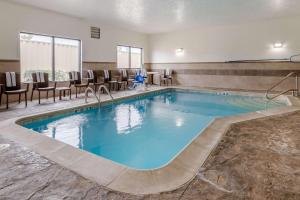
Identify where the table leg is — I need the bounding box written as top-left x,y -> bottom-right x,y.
151,74 -> 154,84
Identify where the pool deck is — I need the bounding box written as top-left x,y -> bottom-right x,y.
0,86 -> 300,199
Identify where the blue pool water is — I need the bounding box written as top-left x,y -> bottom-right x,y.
23,90 -> 286,169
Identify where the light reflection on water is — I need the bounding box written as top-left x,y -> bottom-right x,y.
43,115 -> 87,148
114,102 -> 144,134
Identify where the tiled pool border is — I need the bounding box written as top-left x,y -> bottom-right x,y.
0,87 -> 299,195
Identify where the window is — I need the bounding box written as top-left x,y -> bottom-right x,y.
20,33 -> 81,81
131,47 -> 142,68
54,38 -> 81,81
117,46 -> 130,68
20,34 -> 53,81
117,45 -> 143,68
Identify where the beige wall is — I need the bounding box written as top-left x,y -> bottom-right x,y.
150,62 -> 300,91
0,1 -> 149,63
147,13 -> 300,91
148,17 -> 300,63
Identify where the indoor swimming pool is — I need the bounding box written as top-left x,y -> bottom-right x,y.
23,89 -> 287,169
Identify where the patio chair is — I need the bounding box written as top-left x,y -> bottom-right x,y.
160,68 -> 173,86
69,71 -> 89,98
0,72 -> 29,109
118,69 -> 130,90
165,68 -> 173,85
103,70 -> 117,91
86,70 -> 104,91
128,69 -> 137,80
31,72 -> 56,104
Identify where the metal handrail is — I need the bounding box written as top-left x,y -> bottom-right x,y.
85,87 -> 100,104
265,72 -> 298,100
97,85 -> 114,101
85,85 -> 113,105
290,53 -> 300,62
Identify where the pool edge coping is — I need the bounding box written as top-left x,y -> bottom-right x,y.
0,87 -> 299,195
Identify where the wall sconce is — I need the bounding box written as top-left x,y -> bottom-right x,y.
176,48 -> 184,55
273,42 -> 283,48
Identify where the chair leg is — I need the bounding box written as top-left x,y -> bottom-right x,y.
38,91 -> 41,104
6,95 -> 8,109
31,89 -> 34,101
24,92 -> 27,107
53,90 -> 55,102
75,87 -> 77,98
46,91 -> 49,99
69,90 -> 72,100
0,92 -> 2,106
18,94 -> 21,103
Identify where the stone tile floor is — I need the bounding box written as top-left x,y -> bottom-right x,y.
0,87 -> 299,199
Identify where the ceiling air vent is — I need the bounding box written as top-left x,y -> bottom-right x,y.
91,27 -> 100,39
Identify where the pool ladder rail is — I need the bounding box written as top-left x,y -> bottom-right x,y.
265,72 -> 299,100
84,85 -> 114,105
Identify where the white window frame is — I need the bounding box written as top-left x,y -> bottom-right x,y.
117,45 -> 143,69
20,32 -> 82,81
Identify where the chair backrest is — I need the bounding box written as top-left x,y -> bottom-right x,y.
103,70 -> 111,82
69,71 -> 81,84
128,69 -> 136,78
165,68 -> 172,77
120,69 -> 128,81
1,72 -> 21,91
31,72 -> 49,88
87,70 -> 96,83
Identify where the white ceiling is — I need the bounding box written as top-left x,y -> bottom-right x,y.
7,0 -> 300,33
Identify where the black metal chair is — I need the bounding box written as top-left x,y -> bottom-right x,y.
103,70 -> 117,91
86,70 -> 104,91
31,72 -> 56,104
0,72 -> 29,109
165,68 -> 173,85
160,69 -> 173,86
118,69 -> 130,90
69,71 -> 89,98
